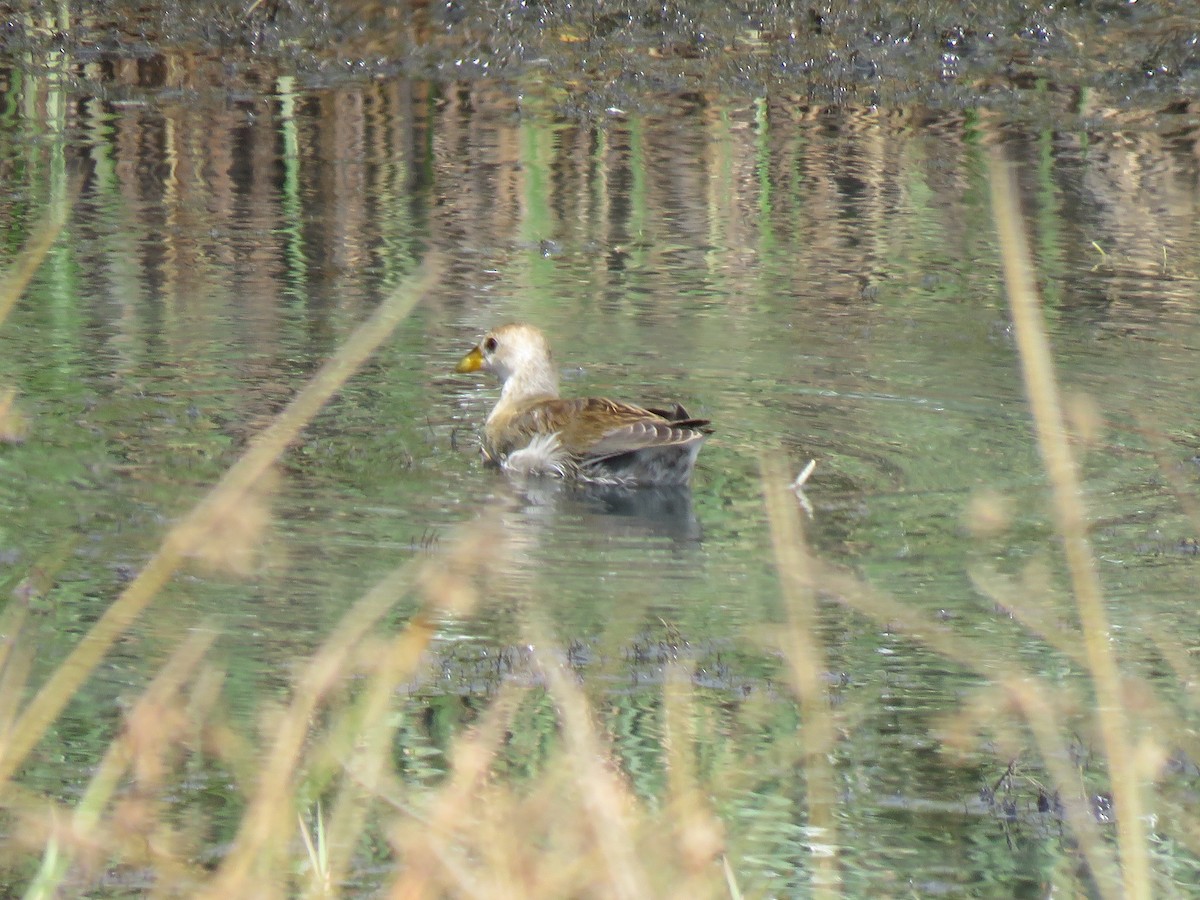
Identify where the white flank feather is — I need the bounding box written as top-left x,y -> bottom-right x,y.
502,432 -> 570,477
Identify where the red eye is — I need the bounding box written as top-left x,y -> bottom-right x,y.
483,337 -> 498,352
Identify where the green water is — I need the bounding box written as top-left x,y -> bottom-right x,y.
3,7 -> 1200,896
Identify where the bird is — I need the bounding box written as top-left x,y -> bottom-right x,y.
454,323 -> 712,486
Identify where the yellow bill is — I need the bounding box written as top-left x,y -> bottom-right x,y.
455,346 -> 484,373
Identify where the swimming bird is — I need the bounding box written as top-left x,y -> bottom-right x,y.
455,324 -> 712,486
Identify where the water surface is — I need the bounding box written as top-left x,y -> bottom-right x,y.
3,12 -> 1200,896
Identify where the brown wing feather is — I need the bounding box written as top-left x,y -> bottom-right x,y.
496,397 -> 711,460
582,420 -> 708,462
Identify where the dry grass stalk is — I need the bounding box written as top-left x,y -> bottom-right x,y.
0,605 -> 34,741
200,535 -> 467,896
0,202 -> 69,330
967,563 -> 1089,669
988,149 -> 1149,897
0,545 -> 76,750
473,752 -> 604,898
815,564 -> 996,674
384,644 -> 730,899
760,454 -> 839,897
1139,418 -> 1200,534
435,646 -> 728,898
1008,675 -> 1126,898
0,256 -> 443,792
1138,620 -> 1200,703
530,623 -> 650,900
204,518 -> 496,897
810,561 -> 1125,894
660,666 -> 728,898
184,467 -> 279,576
0,387 -> 29,444
316,526 -> 495,893
19,628 -> 219,897
387,685 -> 524,899
6,514 -> 499,898
200,585 -> 405,896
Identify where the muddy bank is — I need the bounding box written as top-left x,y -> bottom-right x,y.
5,1 -> 1200,121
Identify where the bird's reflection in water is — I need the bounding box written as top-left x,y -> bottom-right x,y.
500,476 -> 704,547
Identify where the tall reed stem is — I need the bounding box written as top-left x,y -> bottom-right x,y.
988,151 -> 1148,898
